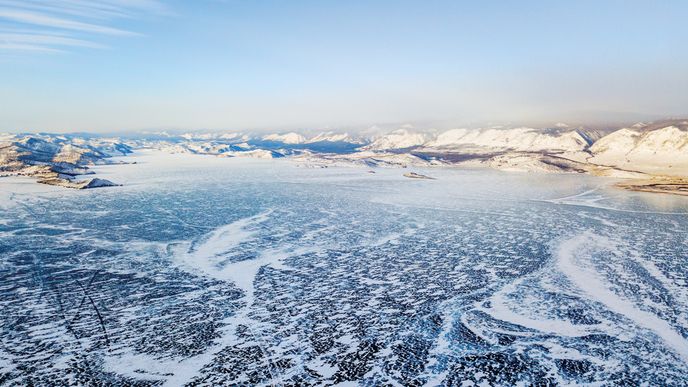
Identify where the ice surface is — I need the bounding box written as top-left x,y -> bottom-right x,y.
556,232 -> 688,363
1,151 -> 688,385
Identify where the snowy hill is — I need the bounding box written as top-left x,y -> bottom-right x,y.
590,122 -> 688,175
219,149 -> 284,159
301,132 -> 366,153
422,127 -> 592,153
262,132 -> 307,144
363,129 -> 431,151
306,132 -> 364,144
0,134 -> 126,188
293,150 -> 436,168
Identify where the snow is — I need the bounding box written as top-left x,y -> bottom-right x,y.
480,276 -> 598,337
6,121 -> 688,186
307,131 -> 361,143
175,210 -> 272,295
589,128 -> 641,163
3,154 -> 688,385
556,232 -> 688,363
424,127 -> 591,152
467,153 -> 575,173
590,126 -> 688,175
221,149 -> 281,159
363,129 -> 430,150
262,132 -> 307,144
292,150 -> 434,168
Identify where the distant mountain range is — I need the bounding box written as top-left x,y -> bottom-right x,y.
2,119 -> 688,188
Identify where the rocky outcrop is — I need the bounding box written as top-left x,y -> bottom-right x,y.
0,134 -> 124,188
616,177 -> 688,196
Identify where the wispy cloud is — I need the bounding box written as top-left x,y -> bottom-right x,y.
0,32 -> 106,49
4,0 -> 168,19
0,42 -> 63,52
0,0 -> 166,53
0,9 -> 138,35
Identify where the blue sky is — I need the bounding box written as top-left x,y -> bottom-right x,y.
1,0 -> 687,132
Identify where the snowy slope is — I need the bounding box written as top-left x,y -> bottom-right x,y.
262,132 -> 307,144
423,127 -> 592,153
588,128 -> 642,164
306,132 -> 364,144
293,150 -> 435,168
220,149 -> 284,159
363,129 -> 431,151
590,125 -> 688,174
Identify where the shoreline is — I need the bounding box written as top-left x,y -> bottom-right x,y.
4,148 -> 688,198
616,177 -> 688,196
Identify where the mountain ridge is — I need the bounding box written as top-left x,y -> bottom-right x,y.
2,118 -> 687,188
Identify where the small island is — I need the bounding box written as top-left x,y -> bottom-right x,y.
403,172 -> 436,180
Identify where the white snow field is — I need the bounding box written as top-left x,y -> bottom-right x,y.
1,151 -> 687,386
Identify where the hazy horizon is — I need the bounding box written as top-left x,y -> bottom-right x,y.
2,0 -> 688,133
5,114 -> 687,137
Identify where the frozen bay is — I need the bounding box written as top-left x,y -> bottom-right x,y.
1,151 -> 688,386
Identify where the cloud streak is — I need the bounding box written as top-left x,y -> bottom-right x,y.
0,0 -> 166,53
0,9 -> 138,35
0,32 -> 106,49
0,42 -> 63,52
7,0 -> 168,19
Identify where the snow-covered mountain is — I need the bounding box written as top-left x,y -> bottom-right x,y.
422,127 -> 592,153
180,132 -> 247,142
262,132 -> 307,144
306,132 -> 365,144
4,118 -> 688,188
363,129 -> 431,151
590,121 -> 688,175
358,126 -> 597,158
244,131 -> 366,153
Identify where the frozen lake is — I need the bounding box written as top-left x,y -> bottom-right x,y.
1,151 -> 688,386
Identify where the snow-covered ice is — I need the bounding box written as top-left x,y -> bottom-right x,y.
1,151 -> 687,385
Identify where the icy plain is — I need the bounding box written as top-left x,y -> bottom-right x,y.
1,151 -> 688,386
